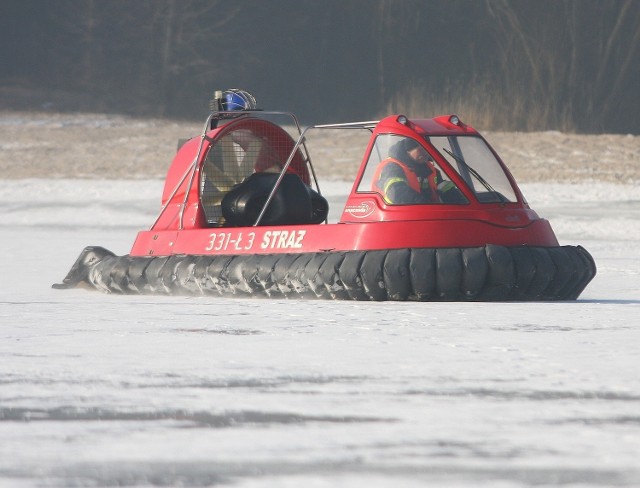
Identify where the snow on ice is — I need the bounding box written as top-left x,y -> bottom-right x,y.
1,173 -> 639,486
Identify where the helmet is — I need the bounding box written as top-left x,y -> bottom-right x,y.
402,138 -> 420,152
389,137 -> 420,159
220,89 -> 257,111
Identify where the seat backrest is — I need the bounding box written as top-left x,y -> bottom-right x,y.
221,173 -> 328,226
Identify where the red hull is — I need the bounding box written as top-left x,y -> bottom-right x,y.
131,217 -> 558,257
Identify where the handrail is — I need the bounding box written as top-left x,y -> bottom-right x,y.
313,120 -> 379,129
252,121 -> 379,227
150,114 -> 212,231
154,111 -> 380,230
253,125 -> 315,226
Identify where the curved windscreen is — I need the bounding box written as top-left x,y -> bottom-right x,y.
429,135 -> 517,203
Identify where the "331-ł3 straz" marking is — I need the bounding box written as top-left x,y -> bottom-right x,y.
205,230 -> 306,252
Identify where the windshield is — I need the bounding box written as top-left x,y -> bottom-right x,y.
429,135 -> 517,203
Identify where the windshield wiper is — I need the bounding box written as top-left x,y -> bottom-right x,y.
441,147 -> 507,203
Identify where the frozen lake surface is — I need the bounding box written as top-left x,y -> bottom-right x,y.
1,179 -> 639,487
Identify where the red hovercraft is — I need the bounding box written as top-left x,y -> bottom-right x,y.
54,89 -> 596,301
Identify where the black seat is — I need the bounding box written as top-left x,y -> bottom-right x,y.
221,173 -> 328,227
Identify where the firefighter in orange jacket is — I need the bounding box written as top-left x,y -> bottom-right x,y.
374,138 -> 454,204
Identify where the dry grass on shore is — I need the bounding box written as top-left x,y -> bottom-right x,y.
1,111 -> 638,184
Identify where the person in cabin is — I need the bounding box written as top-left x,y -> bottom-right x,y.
373,137 -> 460,204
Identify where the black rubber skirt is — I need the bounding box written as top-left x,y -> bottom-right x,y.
53,244 -> 596,301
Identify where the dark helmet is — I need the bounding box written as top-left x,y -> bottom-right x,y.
389,137 -> 423,160
402,137 -> 420,152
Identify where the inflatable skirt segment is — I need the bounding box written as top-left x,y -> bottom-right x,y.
54,245 -> 596,301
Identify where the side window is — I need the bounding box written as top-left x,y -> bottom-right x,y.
356,134 -> 404,193
357,134 -> 467,205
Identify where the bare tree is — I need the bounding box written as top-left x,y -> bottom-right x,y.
485,0 -> 640,131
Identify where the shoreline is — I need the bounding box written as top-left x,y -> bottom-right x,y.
1,110 -> 638,183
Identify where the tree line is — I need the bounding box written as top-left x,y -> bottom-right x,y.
2,0 -> 638,133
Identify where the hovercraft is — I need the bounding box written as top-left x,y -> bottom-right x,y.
54,89 -> 596,301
